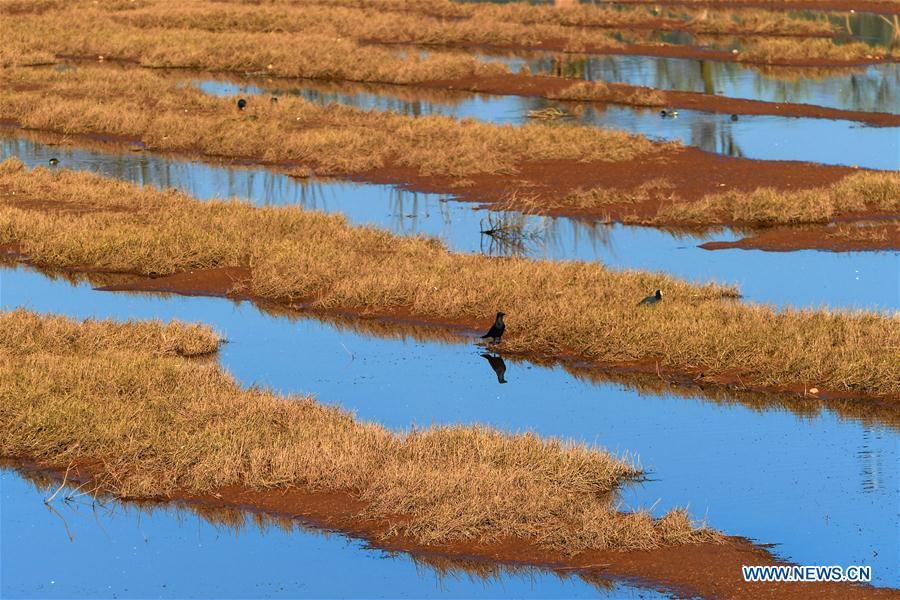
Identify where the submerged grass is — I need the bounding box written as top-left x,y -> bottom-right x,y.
653,172 -> 900,225
1,159 -> 898,398
0,308 -> 718,552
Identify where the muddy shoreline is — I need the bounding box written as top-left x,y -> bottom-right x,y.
5,458 -> 895,600
700,223 -> 900,252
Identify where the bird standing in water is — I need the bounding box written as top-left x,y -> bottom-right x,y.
481,312 -> 506,344
638,290 -> 663,306
237,98 -> 247,110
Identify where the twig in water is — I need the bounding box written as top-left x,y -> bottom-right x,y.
45,503 -> 75,543
44,463 -> 73,504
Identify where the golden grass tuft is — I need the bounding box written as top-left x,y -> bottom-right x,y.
0,309 -> 221,358
0,308 -> 719,553
739,37 -> 892,62
1,160 -> 898,398
655,171 -> 900,226
548,81 -> 667,107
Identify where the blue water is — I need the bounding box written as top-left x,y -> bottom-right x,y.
2,469 -> 659,598
2,266 -> 897,589
490,53 -> 900,114
3,133 -> 897,311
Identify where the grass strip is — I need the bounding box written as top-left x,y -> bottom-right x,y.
0,67 -> 659,178
1,159 -> 898,398
0,308 -> 717,552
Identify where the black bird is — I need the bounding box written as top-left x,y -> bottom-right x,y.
481,312 -> 505,344
237,98 -> 247,110
48,158 -> 59,166
481,352 -> 508,384
638,289 -> 662,306
730,114 -> 739,122
660,109 -> 678,118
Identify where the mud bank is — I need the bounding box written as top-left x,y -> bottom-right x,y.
700,222 -> 900,251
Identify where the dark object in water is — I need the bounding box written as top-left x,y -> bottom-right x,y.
481,352 -> 508,384
638,289 -> 663,306
480,312 -> 506,344
730,114 -> 739,122
48,158 -> 59,166
660,109 -> 678,118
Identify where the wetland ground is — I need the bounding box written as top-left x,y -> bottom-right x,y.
1,1 -> 898,598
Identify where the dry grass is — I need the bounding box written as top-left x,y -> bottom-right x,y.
558,180 -> 677,210
0,308 -> 719,553
1,159 -> 899,398
654,172 -> 900,226
508,172 -> 900,227
118,0 -> 842,39
0,6 -> 511,82
548,81 -> 667,107
738,37 -> 892,62
0,67 -> 658,178
0,0 -> 888,75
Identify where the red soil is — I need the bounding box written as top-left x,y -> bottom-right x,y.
701,223 -> 900,251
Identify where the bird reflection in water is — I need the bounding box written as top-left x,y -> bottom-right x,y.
480,352 -> 508,384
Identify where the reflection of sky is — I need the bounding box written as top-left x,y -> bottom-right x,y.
3,134 -> 897,310
194,78 -> 900,170
2,267 -> 898,588
3,472 -> 651,599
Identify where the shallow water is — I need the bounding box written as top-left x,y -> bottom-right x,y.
2,470 -> 658,599
193,74 -> 900,171
3,133 -> 897,311
504,53 -> 900,115
2,266 -> 898,589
